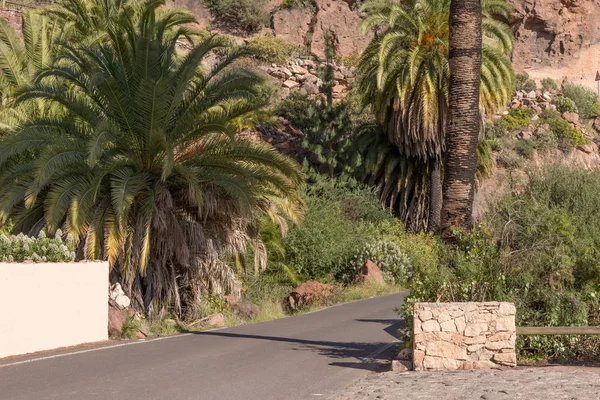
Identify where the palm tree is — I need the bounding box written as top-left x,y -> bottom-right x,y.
357,0 -> 513,232
0,10 -> 69,131
440,0 -> 483,240
0,0 -> 303,318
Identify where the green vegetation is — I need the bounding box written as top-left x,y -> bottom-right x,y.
562,83 -> 600,120
540,110 -> 588,151
0,230 -> 75,262
515,72 -> 537,93
278,0 -> 313,9
275,90 -> 315,132
402,165 -> 600,360
303,35 -> 353,178
533,127 -> 558,154
501,107 -> 535,130
203,0 -> 270,33
541,77 -> 558,92
553,96 -> 578,114
246,36 -> 300,64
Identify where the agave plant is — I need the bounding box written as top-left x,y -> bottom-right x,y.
357,0 -> 513,232
0,0 -> 303,318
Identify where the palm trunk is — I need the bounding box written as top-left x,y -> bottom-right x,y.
440,0 -> 482,242
427,160 -> 442,233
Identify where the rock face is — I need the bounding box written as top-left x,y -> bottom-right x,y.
353,259 -> 385,285
288,280 -> 334,310
0,8 -> 22,36
413,302 -> 517,371
509,0 -> 600,89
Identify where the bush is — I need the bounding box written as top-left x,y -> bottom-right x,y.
485,118 -> 510,138
284,178 -> 393,281
246,36 -> 300,64
501,107 -> 535,131
0,230 -> 75,262
351,240 -> 412,284
540,110 -> 588,151
553,96 -> 578,114
541,77 -> 558,92
497,147 -> 523,168
203,0 -> 270,33
279,0 -> 313,9
562,83 -> 600,120
275,90 -> 315,132
514,139 -> 535,159
533,127 -> 558,154
515,72 -> 537,93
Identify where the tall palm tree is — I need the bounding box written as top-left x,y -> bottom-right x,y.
0,0 -> 303,318
440,0 -> 483,240
357,0 -> 513,232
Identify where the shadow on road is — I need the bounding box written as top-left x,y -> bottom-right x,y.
194,318 -> 404,372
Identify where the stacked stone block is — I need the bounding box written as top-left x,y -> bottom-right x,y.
413,302 -> 517,371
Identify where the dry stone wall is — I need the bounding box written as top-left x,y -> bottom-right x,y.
413,302 -> 517,371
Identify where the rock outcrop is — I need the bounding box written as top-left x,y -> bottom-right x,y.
288,280 -> 334,310
509,0 -> 600,89
353,259 -> 385,285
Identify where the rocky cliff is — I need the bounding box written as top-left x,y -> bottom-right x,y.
173,0 -> 600,87
510,0 -> 600,89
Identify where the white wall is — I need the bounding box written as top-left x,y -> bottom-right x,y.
0,261 -> 108,359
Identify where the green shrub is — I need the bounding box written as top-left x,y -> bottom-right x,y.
351,240 -> 412,284
284,177 -> 393,281
203,0 -> 270,33
0,230 -> 75,262
246,36 -> 299,64
539,109 -> 588,151
514,139 -> 535,159
515,72 -> 537,93
275,90 -> 315,132
335,53 -> 361,68
562,83 -> 600,119
541,77 -> 558,91
533,127 -> 558,153
497,147 -> 523,168
485,118 -> 510,138
553,96 -> 578,114
279,0 -> 313,9
501,107 -> 535,131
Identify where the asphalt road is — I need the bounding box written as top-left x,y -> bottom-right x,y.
0,292 -> 407,400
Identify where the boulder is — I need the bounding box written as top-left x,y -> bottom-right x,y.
109,282 -> 131,310
391,359 -> 412,372
353,259 -> 385,285
288,281 -> 334,310
108,305 -> 126,337
202,313 -> 225,328
396,348 -> 413,360
225,295 -> 260,319
303,81 -> 320,95
593,116 -> 600,132
283,79 -> 300,89
563,111 -> 580,124
290,64 -> 309,75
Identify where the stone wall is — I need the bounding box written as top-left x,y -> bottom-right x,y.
413,302 -> 517,371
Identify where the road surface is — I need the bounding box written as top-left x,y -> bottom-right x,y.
0,292 -> 407,400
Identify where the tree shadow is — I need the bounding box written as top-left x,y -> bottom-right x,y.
193,317 -> 404,372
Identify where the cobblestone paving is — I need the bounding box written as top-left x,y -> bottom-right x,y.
333,366 -> 600,400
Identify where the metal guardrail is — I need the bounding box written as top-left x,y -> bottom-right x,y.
517,326 -> 600,335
